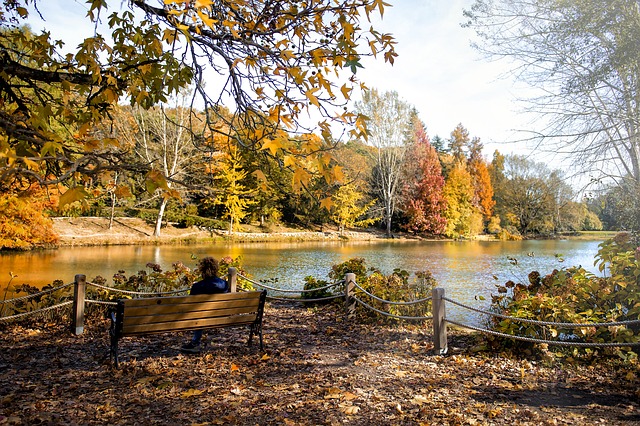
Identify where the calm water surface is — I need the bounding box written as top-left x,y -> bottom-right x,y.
1,239 -> 603,324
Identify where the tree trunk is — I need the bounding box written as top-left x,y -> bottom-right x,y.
154,198 -> 168,237
109,192 -> 116,230
228,216 -> 234,236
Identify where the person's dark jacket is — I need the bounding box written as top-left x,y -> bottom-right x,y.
190,276 -> 229,295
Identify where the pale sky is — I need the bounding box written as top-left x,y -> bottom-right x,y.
356,0 -> 534,157
28,0 -> 536,160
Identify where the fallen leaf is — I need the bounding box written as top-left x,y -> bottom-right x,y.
411,395 -> 429,405
181,388 -> 204,398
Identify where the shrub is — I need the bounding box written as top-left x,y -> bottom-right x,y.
302,276 -> 337,304
488,232 -> 640,358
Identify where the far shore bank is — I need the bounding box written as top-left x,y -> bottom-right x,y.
45,217 -> 619,248
9,217 -> 618,251
50,216 -> 418,248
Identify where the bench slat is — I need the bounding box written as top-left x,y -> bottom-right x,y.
123,298 -> 260,317
123,306 -> 259,326
122,292 -> 261,308
121,314 -> 256,335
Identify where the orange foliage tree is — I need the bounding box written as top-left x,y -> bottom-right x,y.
0,187 -> 58,250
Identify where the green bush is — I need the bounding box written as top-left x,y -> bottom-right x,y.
321,258 -> 435,321
488,232 -> 640,359
302,276 -> 337,303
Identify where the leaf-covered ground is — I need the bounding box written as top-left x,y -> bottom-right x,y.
1,302 -> 639,425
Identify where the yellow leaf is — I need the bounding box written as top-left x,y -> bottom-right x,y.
324,387 -> 342,399
260,138 -> 282,156
340,405 -> 360,415
343,392 -> 358,401
145,170 -> 169,194
230,363 -> 240,373
331,165 -> 345,184
114,185 -> 133,199
253,169 -> 267,183
194,0 -> 213,7
260,354 -> 270,361
283,155 -> 296,168
320,197 -> 333,210
162,29 -> 178,44
293,167 -> 311,191
306,87 -> 320,108
181,389 -> 205,398
340,84 -> 352,100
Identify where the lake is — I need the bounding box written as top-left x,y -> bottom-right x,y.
0,239 -> 604,325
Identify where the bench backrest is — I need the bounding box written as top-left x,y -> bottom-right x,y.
113,290 -> 266,338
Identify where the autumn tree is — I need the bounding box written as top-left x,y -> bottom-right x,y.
112,100 -> 200,237
465,0 -> 640,201
467,137 -> 494,222
0,1 -> 396,199
355,89 -> 413,236
442,160 -> 476,238
401,119 -> 447,235
498,155 -> 575,235
0,186 -> 58,250
214,143 -> 255,235
330,182 -> 377,236
448,123 -> 469,161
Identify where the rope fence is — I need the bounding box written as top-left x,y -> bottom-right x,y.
0,301 -> 73,323
87,282 -> 190,296
442,296 -> 640,328
352,281 -> 433,306
0,282 -> 74,304
352,296 -> 433,321
238,273 -> 344,295
2,270 -> 638,353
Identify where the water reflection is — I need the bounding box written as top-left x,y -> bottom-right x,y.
0,239 -> 604,325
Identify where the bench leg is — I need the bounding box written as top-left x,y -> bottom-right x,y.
248,323 -> 264,351
109,313 -> 120,368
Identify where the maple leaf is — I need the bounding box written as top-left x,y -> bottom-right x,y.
58,186 -> 88,209
260,138 -> 282,156
320,197 -> 333,211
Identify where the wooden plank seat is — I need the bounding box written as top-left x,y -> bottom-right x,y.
109,290 -> 267,367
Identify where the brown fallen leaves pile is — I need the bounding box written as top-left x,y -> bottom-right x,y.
1,301 -> 639,425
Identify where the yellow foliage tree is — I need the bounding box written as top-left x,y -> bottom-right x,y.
214,144 -> 256,235
442,161 -> 475,238
330,183 -> 377,236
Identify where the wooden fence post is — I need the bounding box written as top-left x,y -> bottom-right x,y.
432,287 -> 447,354
71,274 -> 86,335
344,273 -> 356,317
228,267 -> 237,292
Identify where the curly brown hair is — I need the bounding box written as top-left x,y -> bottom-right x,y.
197,257 -> 219,279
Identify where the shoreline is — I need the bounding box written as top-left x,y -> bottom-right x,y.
50,216 -> 420,248
7,217 -> 615,251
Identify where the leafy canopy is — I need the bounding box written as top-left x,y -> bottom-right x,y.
0,0 -> 396,192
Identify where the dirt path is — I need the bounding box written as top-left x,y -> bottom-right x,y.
1,302 -> 638,425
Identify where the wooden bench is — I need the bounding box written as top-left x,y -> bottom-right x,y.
109,290 -> 267,367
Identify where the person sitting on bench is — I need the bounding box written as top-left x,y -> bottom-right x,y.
181,256 -> 229,353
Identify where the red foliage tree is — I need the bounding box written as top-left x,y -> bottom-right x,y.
402,120 -> 447,234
